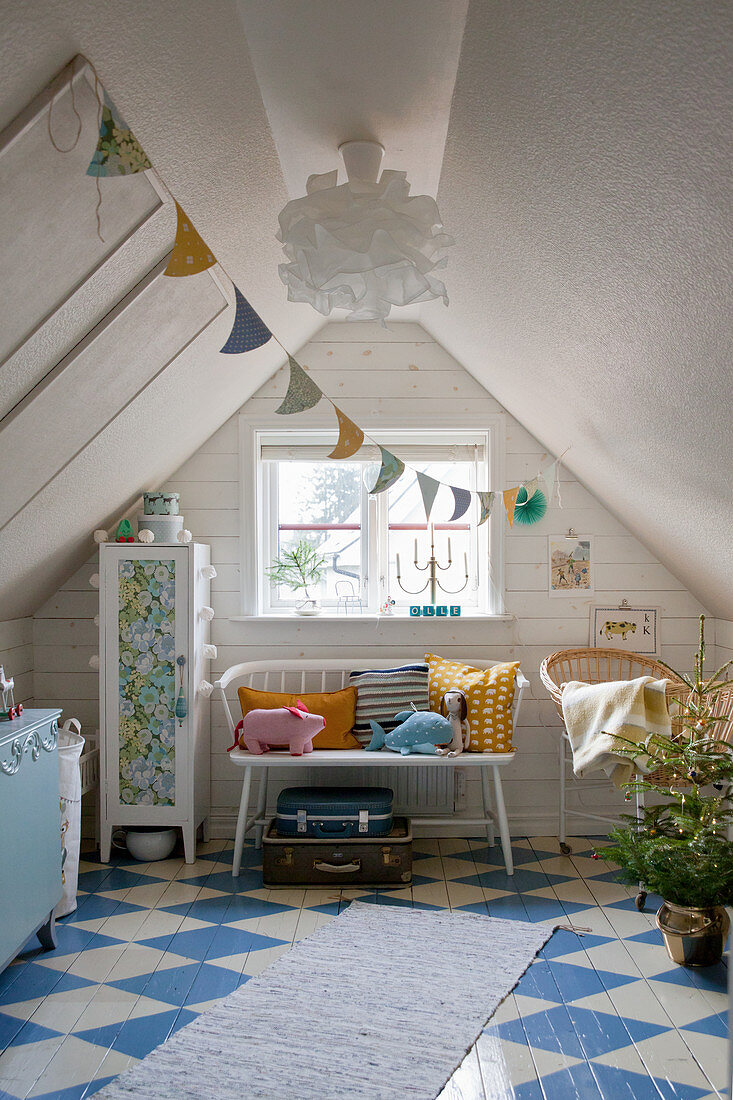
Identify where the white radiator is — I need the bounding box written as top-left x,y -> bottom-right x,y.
264,765 -> 454,817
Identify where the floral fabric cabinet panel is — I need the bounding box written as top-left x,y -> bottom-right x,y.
118,559 -> 177,807
100,544 -> 211,864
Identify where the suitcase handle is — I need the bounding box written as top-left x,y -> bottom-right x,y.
313,859 -> 361,874
310,821 -> 352,838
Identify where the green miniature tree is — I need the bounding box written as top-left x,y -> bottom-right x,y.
597,616 -> 733,908
266,539 -> 326,603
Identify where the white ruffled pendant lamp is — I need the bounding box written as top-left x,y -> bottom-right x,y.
276,141 -> 454,324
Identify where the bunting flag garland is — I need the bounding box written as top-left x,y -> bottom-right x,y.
369,447 -> 405,494
541,461 -> 557,506
164,202 -> 217,276
63,59 -> 573,536
220,284 -> 273,354
448,485 -> 472,522
513,485 -> 548,526
416,472 -> 440,522
274,356 -> 320,412
87,93 -> 151,177
503,486 -> 521,529
477,491 -> 494,526
327,406 -> 364,458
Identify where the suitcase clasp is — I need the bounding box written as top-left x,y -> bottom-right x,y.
358,809 -> 369,834
275,847 -> 294,867
381,845 -> 400,866
296,809 -> 307,833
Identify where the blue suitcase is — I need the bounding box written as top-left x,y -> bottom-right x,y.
275,786 -> 394,838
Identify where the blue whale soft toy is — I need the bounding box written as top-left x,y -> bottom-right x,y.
366,709 -> 453,755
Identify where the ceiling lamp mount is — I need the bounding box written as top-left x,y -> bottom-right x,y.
276,140 -> 454,324
338,139 -> 385,183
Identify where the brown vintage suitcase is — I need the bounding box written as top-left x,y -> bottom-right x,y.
262,817 -> 412,888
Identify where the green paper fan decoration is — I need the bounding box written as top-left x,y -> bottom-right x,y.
513,486 -> 547,526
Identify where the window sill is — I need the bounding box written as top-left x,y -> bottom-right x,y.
228,613 -> 514,623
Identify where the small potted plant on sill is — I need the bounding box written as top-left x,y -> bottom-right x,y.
266,539 -> 326,616
597,615 -> 733,967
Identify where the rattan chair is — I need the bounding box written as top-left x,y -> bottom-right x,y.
540,647 -> 733,892
540,649 -> 683,872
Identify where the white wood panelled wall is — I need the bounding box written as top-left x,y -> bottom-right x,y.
0,618 -> 34,708
716,620 -> 733,677
33,322 -> 714,837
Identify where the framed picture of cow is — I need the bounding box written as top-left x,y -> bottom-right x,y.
590,605 -> 661,656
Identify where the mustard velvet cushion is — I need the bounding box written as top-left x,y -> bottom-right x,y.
425,654 -> 521,752
237,685 -> 361,750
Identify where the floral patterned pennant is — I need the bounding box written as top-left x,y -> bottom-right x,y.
275,356 -> 322,412
86,93 -> 151,177
369,446 -> 405,494
477,491 -> 494,526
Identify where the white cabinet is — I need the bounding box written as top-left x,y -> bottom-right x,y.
99,543 -> 211,863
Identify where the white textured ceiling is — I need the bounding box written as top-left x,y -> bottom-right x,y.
0,0 -> 731,621
236,0 -> 468,199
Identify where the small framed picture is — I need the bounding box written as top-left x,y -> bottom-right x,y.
590,606 -> 660,656
548,535 -> 594,597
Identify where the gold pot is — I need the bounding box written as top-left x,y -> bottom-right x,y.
656,900 -> 730,967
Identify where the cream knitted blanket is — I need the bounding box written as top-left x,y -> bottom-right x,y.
561,675 -> 671,786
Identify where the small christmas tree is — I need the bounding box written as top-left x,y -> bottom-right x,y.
598,616 -> 733,908
266,539 -> 326,603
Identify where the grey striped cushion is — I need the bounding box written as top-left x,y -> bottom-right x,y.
349,664 -> 430,740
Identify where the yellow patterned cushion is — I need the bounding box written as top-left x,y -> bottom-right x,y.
425,654 -> 521,753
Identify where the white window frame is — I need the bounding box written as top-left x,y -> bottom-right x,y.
239,415 -> 506,617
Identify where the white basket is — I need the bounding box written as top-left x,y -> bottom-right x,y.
79,732 -> 99,796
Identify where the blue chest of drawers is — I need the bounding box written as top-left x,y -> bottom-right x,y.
0,709 -> 63,971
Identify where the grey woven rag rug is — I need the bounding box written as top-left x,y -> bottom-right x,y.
98,902 -> 555,1100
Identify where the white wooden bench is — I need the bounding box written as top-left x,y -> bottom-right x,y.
215,658 -> 529,878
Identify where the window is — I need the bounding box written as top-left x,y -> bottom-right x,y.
244,426 -> 503,616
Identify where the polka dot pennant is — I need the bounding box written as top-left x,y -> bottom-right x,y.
164,202 -> 217,277
220,284 -> 273,353
477,491 -> 494,527
275,356 -> 322,413
448,485 -> 472,522
417,471 -> 440,521
369,446 -> 405,494
328,406 -> 364,458
503,486 -> 520,528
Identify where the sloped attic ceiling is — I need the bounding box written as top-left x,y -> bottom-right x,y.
0,0 -> 730,621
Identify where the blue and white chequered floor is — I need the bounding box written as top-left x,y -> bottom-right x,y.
0,836 -> 728,1099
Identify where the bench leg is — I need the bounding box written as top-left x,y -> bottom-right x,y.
232,766 -> 252,878
254,769 -> 269,850
481,766 -> 495,848
492,765 -> 513,876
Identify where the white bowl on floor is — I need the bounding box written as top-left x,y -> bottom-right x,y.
123,827 -> 177,862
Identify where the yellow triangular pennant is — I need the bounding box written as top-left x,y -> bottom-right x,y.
164,202 -> 217,277
328,406 -> 364,459
503,486 -> 520,528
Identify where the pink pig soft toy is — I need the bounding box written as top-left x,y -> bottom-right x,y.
228,700 -> 326,756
